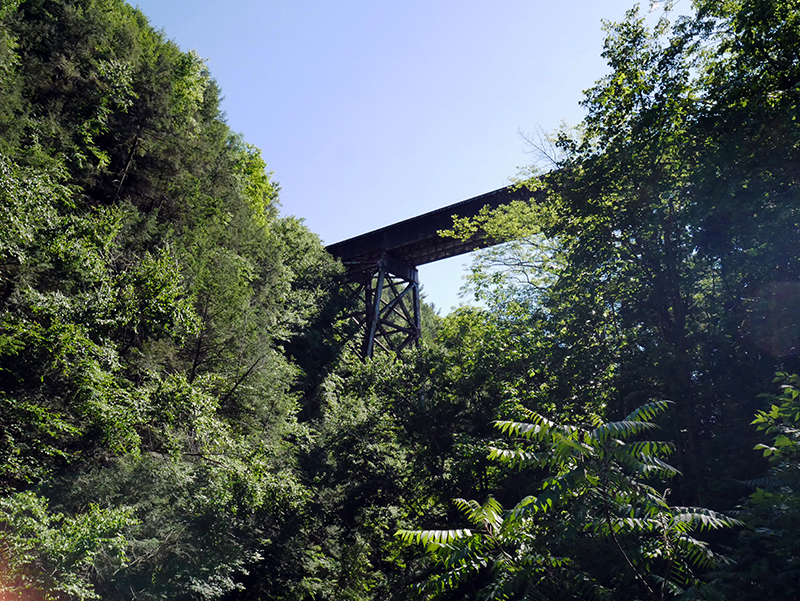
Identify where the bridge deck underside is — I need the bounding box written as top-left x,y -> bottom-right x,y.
326,185 -> 531,268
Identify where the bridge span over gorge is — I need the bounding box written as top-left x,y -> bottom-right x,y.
326,184 -> 533,358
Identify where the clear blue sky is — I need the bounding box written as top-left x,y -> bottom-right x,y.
129,0 -> 669,313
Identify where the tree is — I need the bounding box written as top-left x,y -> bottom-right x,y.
398,403 -> 738,600
396,0 -> 800,597
445,0 -> 800,506
0,1 -> 342,598
709,372 -> 800,598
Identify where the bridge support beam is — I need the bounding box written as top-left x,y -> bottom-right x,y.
343,253 -> 420,359
327,185 -> 537,359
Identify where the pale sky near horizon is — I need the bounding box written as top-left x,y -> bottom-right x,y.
129,0 -> 676,313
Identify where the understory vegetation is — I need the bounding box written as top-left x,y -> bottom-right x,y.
1,0 -> 800,599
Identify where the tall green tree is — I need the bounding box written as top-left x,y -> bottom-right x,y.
448,0 -> 800,505
397,0 -> 800,597
0,1 -> 342,598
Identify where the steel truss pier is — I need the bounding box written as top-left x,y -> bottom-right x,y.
341,253 -> 420,358
327,184 -> 531,359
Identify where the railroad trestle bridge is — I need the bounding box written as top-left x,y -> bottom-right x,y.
326,185 -> 531,358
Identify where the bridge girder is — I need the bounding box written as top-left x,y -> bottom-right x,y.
327,185 -> 532,359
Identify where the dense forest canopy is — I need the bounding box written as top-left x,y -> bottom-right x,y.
1,0 -> 799,599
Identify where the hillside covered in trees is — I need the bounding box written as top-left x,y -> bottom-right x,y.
1,0 -> 800,599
